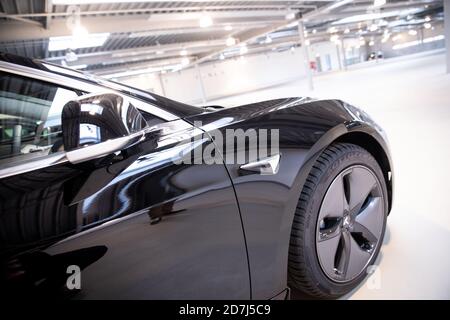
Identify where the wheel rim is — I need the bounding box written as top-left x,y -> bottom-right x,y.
316,165 -> 385,283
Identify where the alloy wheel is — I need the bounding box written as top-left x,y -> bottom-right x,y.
316,165 -> 385,283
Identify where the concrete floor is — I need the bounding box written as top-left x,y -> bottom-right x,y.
210,51 -> 450,299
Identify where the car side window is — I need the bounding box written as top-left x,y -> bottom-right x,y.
0,72 -> 81,166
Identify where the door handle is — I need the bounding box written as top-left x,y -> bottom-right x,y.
239,154 -> 280,175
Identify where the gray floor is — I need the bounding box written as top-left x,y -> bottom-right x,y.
211,51 -> 450,299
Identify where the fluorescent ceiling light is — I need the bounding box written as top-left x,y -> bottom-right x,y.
53,0 -> 179,4
179,49 -> 188,56
328,26 -> 338,33
424,22 -> 431,29
369,24 -> 378,32
333,9 -> 421,25
48,33 -> 109,51
239,45 -> 248,55
199,14 -> 213,28
408,29 -> 417,36
226,37 -> 236,46
69,64 -> 87,70
423,34 -> 444,43
392,35 -> 444,50
285,12 -> 296,20
224,25 -> 233,31
330,34 -> 340,42
181,57 -> 190,66
373,0 -> 386,7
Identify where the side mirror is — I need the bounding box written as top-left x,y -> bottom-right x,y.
62,93 -> 148,164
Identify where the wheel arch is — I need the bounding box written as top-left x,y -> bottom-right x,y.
333,131 -> 393,213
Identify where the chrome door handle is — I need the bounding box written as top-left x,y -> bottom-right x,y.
239,154 -> 280,175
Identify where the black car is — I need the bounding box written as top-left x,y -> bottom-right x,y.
0,53 -> 393,299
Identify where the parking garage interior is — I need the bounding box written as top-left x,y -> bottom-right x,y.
0,0 -> 449,299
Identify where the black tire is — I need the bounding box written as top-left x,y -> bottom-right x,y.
288,142 -> 388,299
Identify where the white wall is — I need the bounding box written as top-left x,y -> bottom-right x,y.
120,73 -> 164,95
120,48 -> 307,104
307,41 -> 342,72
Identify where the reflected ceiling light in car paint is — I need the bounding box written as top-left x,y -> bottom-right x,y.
226,37 -> 236,46
265,36 -> 273,44
219,53 -> 225,60
156,50 -> 164,55
179,49 -> 188,56
424,23 -> 431,29
344,28 -> 350,34
224,25 -> 233,31
49,32 -> 110,51
373,0 -> 386,7
425,16 -> 431,22
408,29 -> 418,36
312,29 -> 317,34
199,14 -> 213,28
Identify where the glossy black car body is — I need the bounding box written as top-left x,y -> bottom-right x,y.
0,53 -> 393,299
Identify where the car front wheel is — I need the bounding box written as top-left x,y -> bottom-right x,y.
288,142 -> 388,298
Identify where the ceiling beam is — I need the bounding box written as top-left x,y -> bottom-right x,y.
6,5 -> 317,18
185,1 -> 341,67
0,11 -> 289,41
0,12 -> 42,27
47,39 -> 231,66
44,0 -> 52,29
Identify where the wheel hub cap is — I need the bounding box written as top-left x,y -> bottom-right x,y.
316,165 -> 384,283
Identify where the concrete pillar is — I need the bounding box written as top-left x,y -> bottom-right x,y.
445,0 -> 450,73
298,21 -> 314,91
158,73 -> 166,96
340,39 -> 347,70
195,63 -> 207,104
